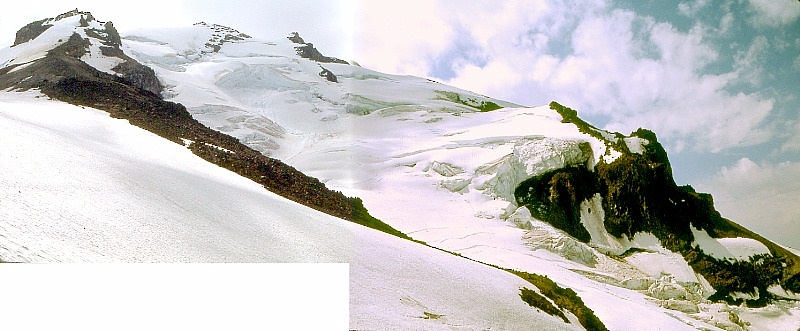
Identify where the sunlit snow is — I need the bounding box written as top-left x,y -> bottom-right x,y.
691,226 -> 772,261
0,93 -> 578,330
114,24 -> 800,330
2,15 -> 799,329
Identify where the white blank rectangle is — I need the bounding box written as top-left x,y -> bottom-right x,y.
0,263 -> 349,331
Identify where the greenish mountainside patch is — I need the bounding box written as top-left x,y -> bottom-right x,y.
519,287 -> 570,324
348,197 -> 410,240
513,271 -> 608,331
436,90 -> 503,112
550,101 -> 629,155
423,245 -> 607,329
345,94 -> 410,115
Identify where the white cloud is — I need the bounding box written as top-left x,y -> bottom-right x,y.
747,0 -> 800,27
353,0 -> 454,77
697,158 -> 800,249
719,12 -> 734,34
591,18 -> 775,153
354,1 -> 776,153
733,35 -> 769,85
780,121 -> 800,153
678,0 -> 710,17
447,60 -> 523,100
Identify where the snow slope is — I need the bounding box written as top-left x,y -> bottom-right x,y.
2,12 -> 799,328
114,24 -> 800,330
0,92 -> 579,330
692,227 -> 772,261
0,12 -> 123,76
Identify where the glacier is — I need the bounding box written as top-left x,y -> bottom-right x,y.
1,10 -> 799,330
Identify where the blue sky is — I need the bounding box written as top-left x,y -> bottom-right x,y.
1,0 -> 799,248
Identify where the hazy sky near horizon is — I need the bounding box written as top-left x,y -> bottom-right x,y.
1,0 -> 799,248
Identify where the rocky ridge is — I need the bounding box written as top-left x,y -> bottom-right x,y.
192,22 -> 251,53
0,10 -> 405,239
514,102 -> 800,306
3,9 -> 799,329
287,31 -> 348,64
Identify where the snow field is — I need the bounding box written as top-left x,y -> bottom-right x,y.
0,15 -> 85,67
691,226 -> 772,261
112,26 -> 800,330
1,13 -> 799,330
119,35 -> 721,328
0,93 -> 580,330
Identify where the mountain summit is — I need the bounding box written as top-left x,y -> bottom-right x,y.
2,9 -> 799,330
1,9 -> 160,95
0,10 -> 402,232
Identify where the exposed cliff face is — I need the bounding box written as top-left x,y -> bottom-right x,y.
1,30 -> 161,96
12,9 -> 97,46
111,59 -> 162,95
515,102 -> 800,305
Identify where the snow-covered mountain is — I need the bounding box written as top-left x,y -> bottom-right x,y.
2,10 -> 800,330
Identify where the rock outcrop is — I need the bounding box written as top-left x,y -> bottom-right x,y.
287,32 -> 348,64
111,60 -> 162,95
13,19 -> 53,46
513,102 -> 800,305
193,22 -> 251,53
4,10 -> 164,96
12,9 -> 97,46
319,66 -> 337,82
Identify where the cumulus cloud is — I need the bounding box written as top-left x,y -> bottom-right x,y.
697,158 -> 800,249
733,35 -> 769,86
747,0 -> 800,27
780,121 -> 800,153
353,0 -> 455,76
356,1 -> 776,153
678,0 -> 710,17
563,15 -> 775,153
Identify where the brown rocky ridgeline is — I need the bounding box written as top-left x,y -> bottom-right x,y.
0,11 -> 407,239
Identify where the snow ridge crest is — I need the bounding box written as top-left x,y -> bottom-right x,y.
13,9 -> 99,46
